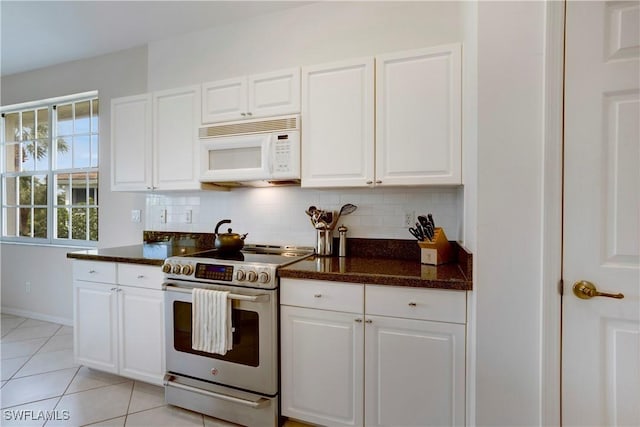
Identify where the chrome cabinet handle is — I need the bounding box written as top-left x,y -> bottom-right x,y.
355,318 -> 363,323
314,294 -> 322,298
241,113 -> 247,117
375,180 -> 382,184
366,181 -> 373,185
365,319 -> 373,324
110,287 -> 117,291
247,112 -> 252,116
88,270 -> 97,274
137,275 -> 145,279
408,302 -> 417,307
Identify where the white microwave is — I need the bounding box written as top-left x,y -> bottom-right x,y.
199,115 -> 300,186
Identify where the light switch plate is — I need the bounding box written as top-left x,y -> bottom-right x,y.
131,209 -> 141,223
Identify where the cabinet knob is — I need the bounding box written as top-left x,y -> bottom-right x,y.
247,112 -> 253,116
408,302 -> 417,307
241,113 -> 247,117
137,275 -> 145,279
110,287 -> 117,291
355,318 -> 363,323
375,180 -> 382,184
88,270 -> 97,274
366,181 -> 373,185
365,319 -> 373,324
314,294 -> 322,298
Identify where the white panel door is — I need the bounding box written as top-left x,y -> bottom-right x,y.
201,76 -> 247,123
281,306 -> 364,427
301,57 -> 374,188
365,315 -> 465,427
563,2 -> 640,426
248,67 -> 301,119
110,94 -> 152,191
153,85 -> 201,190
73,281 -> 118,373
376,44 -> 462,186
118,286 -> 165,385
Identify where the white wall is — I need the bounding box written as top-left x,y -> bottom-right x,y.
475,2 -> 546,425
1,2 -> 554,425
147,1 -> 463,90
142,0 -> 465,246
1,46 -> 149,323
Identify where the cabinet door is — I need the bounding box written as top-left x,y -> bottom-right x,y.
376,44 -> 462,185
153,86 -> 201,190
365,315 -> 465,427
118,286 -> 165,385
201,76 -> 247,123
281,306 -> 364,427
301,58 -> 374,187
248,67 -> 300,119
111,94 -> 152,191
73,280 -> 118,373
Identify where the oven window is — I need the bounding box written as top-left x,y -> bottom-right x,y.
173,301 -> 259,367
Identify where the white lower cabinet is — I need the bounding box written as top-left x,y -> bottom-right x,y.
73,260 -> 165,385
364,316 -> 465,427
281,306 -> 364,427
280,278 -> 466,427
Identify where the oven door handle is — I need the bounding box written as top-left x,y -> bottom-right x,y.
163,284 -> 270,302
164,374 -> 270,409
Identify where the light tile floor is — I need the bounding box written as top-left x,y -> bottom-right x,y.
1,313 -> 307,427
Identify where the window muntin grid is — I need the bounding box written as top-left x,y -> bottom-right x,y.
1,94 -> 99,244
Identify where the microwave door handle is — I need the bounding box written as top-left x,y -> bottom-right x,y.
267,136 -> 274,175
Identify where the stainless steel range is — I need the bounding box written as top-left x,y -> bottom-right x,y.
162,244 -> 313,427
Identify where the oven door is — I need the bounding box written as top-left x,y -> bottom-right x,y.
164,281 -> 278,396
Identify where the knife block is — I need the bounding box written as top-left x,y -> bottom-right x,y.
418,227 -> 453,265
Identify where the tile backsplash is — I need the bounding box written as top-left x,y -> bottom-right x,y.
146,186 -> 463,247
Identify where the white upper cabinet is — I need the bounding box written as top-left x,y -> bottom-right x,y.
376,44 -> 462,185
111,94 -> 153,191
153,85 -> 201,190
202,67 -> 300,123
111,86 -> 202,191
301,58 -> 375,187
301,43 -> 462,188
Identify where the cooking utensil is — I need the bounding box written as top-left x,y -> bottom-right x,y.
334,203 -> 357,226
409,226 -> 424,241
425,223 -> 435,241
427,213 -> 435,229
417,215 -> 429,229
214,219 -> 248,252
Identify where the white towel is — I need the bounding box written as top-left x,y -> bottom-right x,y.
191,288 -> 233,355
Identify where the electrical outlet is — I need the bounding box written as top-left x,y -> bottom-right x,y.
403,210 -> 415,227
185,210 -> 192,224
131,209 -> 141,223
159,209 -> 167,224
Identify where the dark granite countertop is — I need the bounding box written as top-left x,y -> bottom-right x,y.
66,231 -> 217,266
279,238 -> 473,291
66,233 -> 473,290
66,243 -> 209,266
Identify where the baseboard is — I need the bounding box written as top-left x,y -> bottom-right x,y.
1,306 -> 73,326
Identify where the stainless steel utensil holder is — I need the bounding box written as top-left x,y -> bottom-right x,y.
316,228 -> 333,256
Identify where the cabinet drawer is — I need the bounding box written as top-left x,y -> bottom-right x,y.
281,279 -> 363,313
366,285 -> 466,324
117,263 -> 164,290
73,261 -> 116,283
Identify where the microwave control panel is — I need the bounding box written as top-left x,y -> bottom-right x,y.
274,134 -> 293,173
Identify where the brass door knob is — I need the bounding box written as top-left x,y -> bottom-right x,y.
572,280 -> 624,300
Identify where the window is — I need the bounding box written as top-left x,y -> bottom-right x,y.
1,92 -> 99,245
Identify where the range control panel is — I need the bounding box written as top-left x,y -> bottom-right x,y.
195,264 -> 234,281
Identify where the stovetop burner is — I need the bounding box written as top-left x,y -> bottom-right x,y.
163,244 -> 314,289
187,244 -> 314,266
